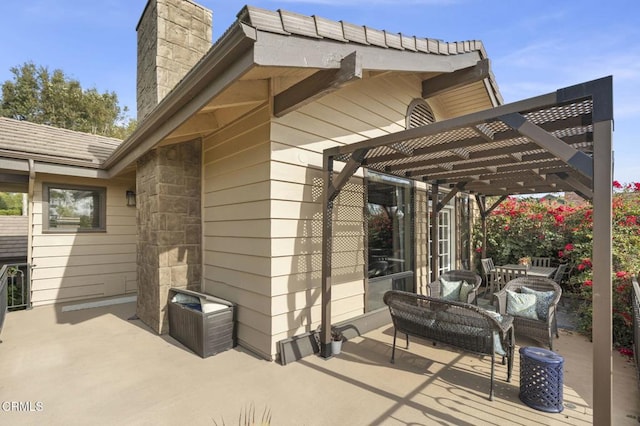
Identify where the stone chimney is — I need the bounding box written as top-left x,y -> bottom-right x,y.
135,0 -> 208,335
136,0 -> 213,120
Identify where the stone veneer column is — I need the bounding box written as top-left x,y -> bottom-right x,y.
136,0 -> 212,120
136,140 -> 202,334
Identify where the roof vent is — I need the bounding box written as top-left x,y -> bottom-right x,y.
406,99 -> 435,129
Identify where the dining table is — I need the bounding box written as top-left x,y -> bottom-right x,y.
498,264 -> 557,278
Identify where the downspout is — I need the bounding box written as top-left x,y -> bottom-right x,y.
26,159 -> 35,309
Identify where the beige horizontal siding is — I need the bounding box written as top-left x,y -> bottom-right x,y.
31,244 -> 136,258
31,271 -> 137,306
30,175 -> 137,306
204,250 -> 270,277
270,266 -> 363,297
202,105 -> 274,358
266,74 -> 424,353
203,181 -> 269,207
202,277 -> 273,359
203,265 -> 271,296
203,161 -> 269,193
202,73 -> 446,359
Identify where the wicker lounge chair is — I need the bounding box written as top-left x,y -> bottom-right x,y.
494,276 -> 562,350
426,269 -> 482,304
383,290 -> 514,400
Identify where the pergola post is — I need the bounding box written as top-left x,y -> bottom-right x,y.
476,195 -> 488,259
591,118 -> 613,425
320,154 -> 334,358
474,194 -> 507,260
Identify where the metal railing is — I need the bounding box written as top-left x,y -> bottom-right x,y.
632,275 -> 640,387
1,263 -> 31,310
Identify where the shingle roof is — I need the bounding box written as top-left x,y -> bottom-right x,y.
0,117 -> 122,168
239,6 -> 488,57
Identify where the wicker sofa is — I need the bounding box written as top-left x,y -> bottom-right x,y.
383,290 -> 515,400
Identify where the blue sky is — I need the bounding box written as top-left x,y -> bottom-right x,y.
0,0 -> 637,182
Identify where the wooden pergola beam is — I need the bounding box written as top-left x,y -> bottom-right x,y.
361,116 -> 592,166
422,59 -> 490,98
500,112 -> 594,180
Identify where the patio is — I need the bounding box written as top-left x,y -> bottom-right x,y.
1,301 -> 638,425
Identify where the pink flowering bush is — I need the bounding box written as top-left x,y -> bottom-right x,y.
474,182 -> 640,352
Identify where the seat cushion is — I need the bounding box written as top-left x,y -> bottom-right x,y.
506,290 -> 538,320
484,310 -> 507,356
521,286 -> 555,320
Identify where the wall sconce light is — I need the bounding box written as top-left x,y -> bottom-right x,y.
126,190 -> 136,207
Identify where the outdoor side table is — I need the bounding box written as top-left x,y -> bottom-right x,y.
519,346 -> 564,413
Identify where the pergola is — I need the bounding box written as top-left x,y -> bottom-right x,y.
320,76 -> 613,423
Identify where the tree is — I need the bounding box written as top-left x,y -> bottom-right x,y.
0,62 -> 136,138
0,192 -> 23,215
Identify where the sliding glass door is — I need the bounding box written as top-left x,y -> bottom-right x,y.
365,171 -> 413,311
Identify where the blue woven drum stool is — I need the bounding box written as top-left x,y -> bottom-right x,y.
519,347 -> 564,413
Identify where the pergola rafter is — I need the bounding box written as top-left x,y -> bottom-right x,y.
320,76 -> 614,424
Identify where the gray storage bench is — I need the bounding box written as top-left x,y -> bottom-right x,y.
168,288 -> 235,358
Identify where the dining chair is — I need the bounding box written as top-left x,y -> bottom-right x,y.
480,258 -> 496,296
553,263 -> 569,285
531,257 -> 552,267
493,266 -> 528,292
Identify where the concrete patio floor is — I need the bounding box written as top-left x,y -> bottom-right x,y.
1,301 -> 638,425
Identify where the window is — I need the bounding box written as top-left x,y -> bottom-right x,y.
437,209 -> 452,275
428,202 -> 456,276
44,183 -> 106,232
366,171 -> 413,311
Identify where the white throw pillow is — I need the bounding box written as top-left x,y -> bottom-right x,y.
440,278 -> 462,301
506,290 -> 538,320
